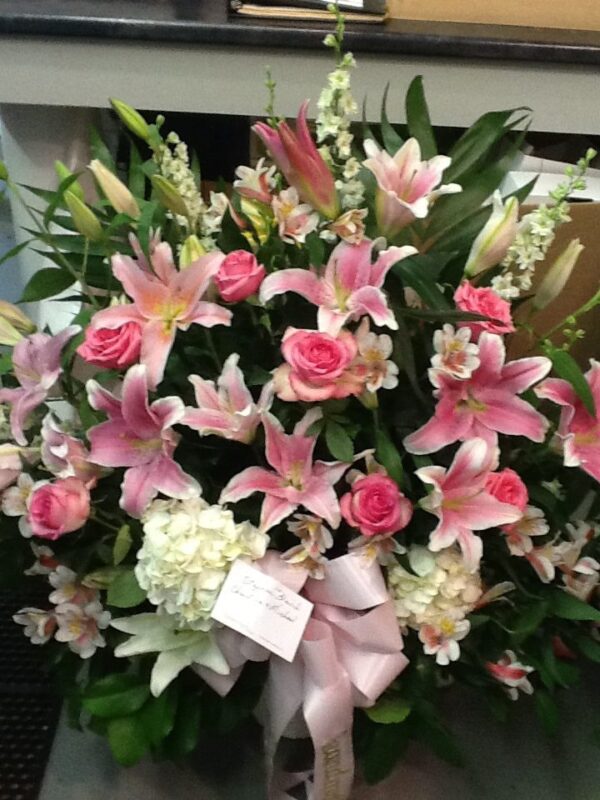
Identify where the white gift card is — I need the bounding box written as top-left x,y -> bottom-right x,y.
211,560 -> 313,662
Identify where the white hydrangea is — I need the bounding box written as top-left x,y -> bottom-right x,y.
388,546 -> 482,632
136,497 -> 269,630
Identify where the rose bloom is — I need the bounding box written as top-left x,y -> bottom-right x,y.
341,473 -> 412,537
27,477 -> 91,540
214,250 -> 266,303
77,321 -> 142,370
485,468 -> 529,513
454,281 -> 515,340
275,327 -> 363,402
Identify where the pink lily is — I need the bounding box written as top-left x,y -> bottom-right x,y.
86,365 -> 199,518
535,360 -> 600,483
219,410 -> 349,532
253,102 -> 340,219
260,239 -> 416,336
182,353 -> 273,443
363,137 -> 461,238
416,438 -> 522,570
404,332 -> 551,454
41,413 -> 102,486
87,240 -> 231,388
0,326 -> 80,445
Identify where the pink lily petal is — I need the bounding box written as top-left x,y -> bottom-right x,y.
299,481 -> 341,529
88,419 -> 159,467
260,494 -> 297,532
219,466 -> 283,504
453,494 -> 521,531
535,378 -> 576,408
404,405 -> 473,454
120,365 -> 162,438
260,268 -> 323,305
442,437 -> 497,493
139,319 -> 176,390
184,300 -> 233,328
5,388 -> 47,447
348,285 -> 398,329
149,241 -> 178,283
189,375 -> 220,410
152,455 -> 200,501
370,245 -> 418,287
112,254 -> 170,318
477,391 -> 549,442
88,304 -> 146,330
501,357 -> 551,394
326,240 -> 373,292
456,529 -> 483,573
181,408 -> 233,434
472,333 -> 505,383
86,380 -> 122,418
218,354 -> 253,412
120,464 -> 162,517
316,307 -> 350,337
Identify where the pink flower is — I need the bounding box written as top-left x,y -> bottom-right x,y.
86,240 -> 231,388
182,353 -> 273,443
454,281 -> 515,340
77,320 -> 142,370
272,187 -> 319,244
405,333 -> 551,454
485,468 -> 529,512
419,618 -> 470,666
86,364 -> 199,518
253,102 -> 340,219
273,327 -> 363,403
0,326 -> 80,445
486,650 -> 534,700
535,360 -> 600,484
260,238 -> 416,336
416,438 -> 522,570
220,411 -> 350,531
340,473 -> 412,537
214,250 -> 266,303
41,413 -> 102,486
233,158 -> 276,205
27,477 -> 90,540
363,137 -> 461,238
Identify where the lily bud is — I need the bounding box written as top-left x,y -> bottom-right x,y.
0,317 -> 23,346
0,301 -> 36,335
151,174 -> 189,218
88,159 -> 140,219
534,238 -> 584,310
54,160 -> 84,201
464,193 -> 518,278
64,191 -> 103,241
110,99 -> 150,142
179,235 -> 206,268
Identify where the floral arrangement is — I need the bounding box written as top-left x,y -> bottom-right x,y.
1,11 -> 599,797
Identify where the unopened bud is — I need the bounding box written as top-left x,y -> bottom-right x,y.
54,161 -> 84,200
151,174 -> 189,218
464,193 -> 518,278
64,191 -> 103,241
88,159 -> 140,219
110,99 -> 150,142
534,238 -> 584,310
179,235 -> 206,268
0,317 -> 23,346
0,301 -> 35,335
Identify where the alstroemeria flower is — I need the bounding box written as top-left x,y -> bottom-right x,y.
486,650 -> 534,700
272,187 -> 319,245
220,411 -> 350,532
535,360 -> 600,483
419,617 -> 470,666
253,101 -> 340,219
416,438 -> 522,570
86,240 -> 231,388
260,239 -> 416,336
430,324 -> 480,381
41,413 -> 102,486
0,326 -> 80,445
0,442 -> 23,491
502,506 -> 549,556
354,318 -> 399,393
363,137 -> 461,238
86,365 -> 200,518
405,333 -> 551,454
233,158 -> 276,205
182,353 -> 273,443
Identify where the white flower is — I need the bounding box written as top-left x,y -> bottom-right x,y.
355,318 -> 399,392
282,514 -> 333,579
136,497 -> 269,629
388,546 -> 482,633
13,608 -> 56,644
430,325 -> 480,381
2,473 -> 34,518
49,565 -> 96,606
24,543 -> 58,576
419,618 -> 471,666
233,158 -> 275,205
272,188 -> 318,245
54,601 -> 111,659
202,191 -> 229,236
486,649 -> 534,700
502,505 -> 549,556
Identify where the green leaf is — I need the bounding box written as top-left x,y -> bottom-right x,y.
305,231 -> 325,266
82,674 -> 150,719
20,267 -> 75,302
44,173 -> 84,228
366,696 -> 411,724
534,690 -> 559,736
107,715 -> 150,766
90,126 -> 116,171
545,346 -> 596,416
393,312 -> 425,402
511,601 -> 549,644
163,694 -> 202,758
0,353 -> 12,375
574,633 -> 600,663
139,684 -> 178,748
362,723 -> 410,784
405,76 -> 437,160
550,589 -> 600,622
415,716 -> 465,767
136,200 -> 160,258
0,238 -> 33,267
396,308 -> 491,323
107,569 -> 146,608
392,256 -> 451,310
380,84 -> 403,154
325,420 -> 354,462
375,428 -> 404,485
128,140 -> 146,199
112,525 -> 133,566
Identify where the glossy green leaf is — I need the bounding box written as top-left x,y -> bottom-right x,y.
20,267 -> 75,302
107,715 -> 150,766
112,525 -> 133,566
325,420 -> 354,462
545,346 -> 596,417
392,257 -> 451,310
511,601 -> 549,644
405,76 -> 437,160
375,427 -> 404,485
550,589 -> 600,622
140,685 -> 178,747
574,633 -> 600,663
90,126 -> 116,171
163,694 -> 202,759
362,723 -> 410,784
366,696 -> 411,724
82,674 -> 150,719
380,84 -> 403,154
534,690 -> 559,736
107,569 -> 146,608
0,238 -> 33,268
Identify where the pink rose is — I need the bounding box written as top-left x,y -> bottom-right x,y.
454,281 -> 514,340
275,327 -> 362,402
485,468 -> 528,512
340,473 -> 413,537
28,477 -> 90,540
214,250 -> 266,303
77,321 -> 142,370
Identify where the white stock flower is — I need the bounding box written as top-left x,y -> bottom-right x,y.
136,497 -> 269,629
